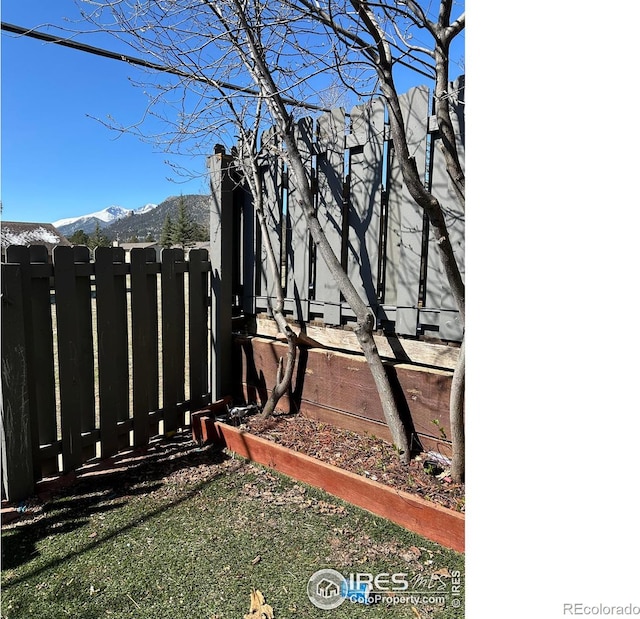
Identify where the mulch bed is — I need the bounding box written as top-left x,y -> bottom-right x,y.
240,412 -> 465,513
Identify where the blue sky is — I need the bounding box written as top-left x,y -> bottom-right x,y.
1,0 -> 215,223
1,0 -> 464,224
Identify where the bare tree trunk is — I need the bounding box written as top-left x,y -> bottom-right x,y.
226,0 -> 412,461
449,336 -> 465,482
236,129 -> 298,419
348,0 -> 465,475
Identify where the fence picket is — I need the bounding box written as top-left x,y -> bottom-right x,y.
345,98 -> 386,321
256,127 -> 284,316
188,248 -> 209,405
314,107 -> 346,325
130,247 -> 160,446
386,86 -> 431,335
53,246 -> 92,471
161,248 -> 186,432
1,263 -> 35,501
95,247 -> 130,457
285,117 -> 314,321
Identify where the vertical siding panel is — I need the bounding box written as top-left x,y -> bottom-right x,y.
386,86 -> 430,335
345,98 -> 386,320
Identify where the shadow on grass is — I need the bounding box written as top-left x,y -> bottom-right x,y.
1,434 -> 230,581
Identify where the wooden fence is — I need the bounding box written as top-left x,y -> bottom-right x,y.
1,244 -> 211,502
208,82 -> 464,341
207,82 -> 465,454
1,82 -> 464,501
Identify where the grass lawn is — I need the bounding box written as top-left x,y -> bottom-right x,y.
1,433 -> 464,618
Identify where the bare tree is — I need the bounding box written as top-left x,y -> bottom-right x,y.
280,0 -> 466,480
75,0 -> 465,468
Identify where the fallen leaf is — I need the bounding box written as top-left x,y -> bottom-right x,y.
244,589 -> 274,619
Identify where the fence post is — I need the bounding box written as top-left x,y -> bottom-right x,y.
208,149 -> 235,401
1,263 -> 35,502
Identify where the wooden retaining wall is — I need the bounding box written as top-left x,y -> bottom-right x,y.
232,333 -> 455,455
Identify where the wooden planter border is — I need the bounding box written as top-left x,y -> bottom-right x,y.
194,411 -> 464,553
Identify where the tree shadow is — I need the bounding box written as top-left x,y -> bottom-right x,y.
1,433 -> 230,575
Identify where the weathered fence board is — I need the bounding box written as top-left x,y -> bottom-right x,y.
52,246 -> 92,471
213,84 -> 464,342
188,248 -> 210,405
314,107 -> 346,325
346,97 -> 386,318
256,127 -> 284,316
5,246 -> 57,478
130,247 -> 160,446
160,248 -> 186,433
285,117 -> 314,321
1,264 -> 35,502
385,86 -> 431,335
95,247 -> 130,457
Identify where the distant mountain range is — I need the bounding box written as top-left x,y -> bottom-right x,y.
53,194 -> 211,241
53,204 -> 158,236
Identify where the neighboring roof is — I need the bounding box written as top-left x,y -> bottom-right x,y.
116,242 -> 160,250
1,221 -> 71,255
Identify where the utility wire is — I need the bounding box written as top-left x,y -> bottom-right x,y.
1,21 -> 332,113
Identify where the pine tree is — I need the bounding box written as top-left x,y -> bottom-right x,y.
172,195 -> 197,249
69,229 -> 90,246
160,214 -> 174,249
88,222 -> 111,250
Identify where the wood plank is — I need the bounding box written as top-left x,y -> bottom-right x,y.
256,127 -> 284,314
1,263 -> 36,501
346,98 -> 386,316
209,152 -> 235,401
385,86 -> 430,335
95,247 -> 130,457
130,248 -> 160,445
52,246 -> 88,472
5,246 -> 46,478
161,248 -> 186,432
315,108 -> 346,325
426,80 -> 465,342
243,337 -> 452,443
255,315 -> 459,370
27,246 -> 59,476
285,116 -> 313,322
73,247 -> 98,462
188,248 -> 209,405
211,422 -> 464,552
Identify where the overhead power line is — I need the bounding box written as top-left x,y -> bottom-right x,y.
1,21 -> 331,113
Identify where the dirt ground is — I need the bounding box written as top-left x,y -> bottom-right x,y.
241,411 -> 465,513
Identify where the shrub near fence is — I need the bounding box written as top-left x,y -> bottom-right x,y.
1,244 -> 211,502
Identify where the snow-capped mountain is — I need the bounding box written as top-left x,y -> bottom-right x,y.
53,203 -> 158,236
